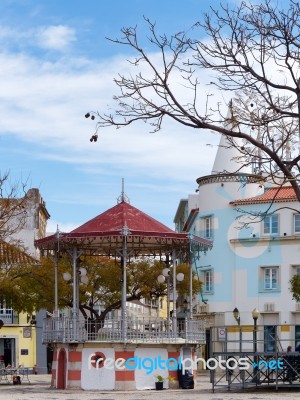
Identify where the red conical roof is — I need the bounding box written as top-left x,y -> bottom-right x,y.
35,199 -> 212,255
70,200 -> 174,235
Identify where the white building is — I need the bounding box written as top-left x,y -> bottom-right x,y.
174,132 -> 300,352
7,188 -> 50,258
1,187 -> 50,372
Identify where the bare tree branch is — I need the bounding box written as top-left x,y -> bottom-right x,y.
85,1 -> 300,204
0,171 -> 30,242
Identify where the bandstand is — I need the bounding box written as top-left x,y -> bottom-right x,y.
35,194 -> 212,390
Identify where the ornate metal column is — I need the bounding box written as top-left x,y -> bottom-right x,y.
54,226 -> 60,318
172,249 -> 177,337
189,236 -> 193,318
121,225 -> 130,341
72,246 -> 78,340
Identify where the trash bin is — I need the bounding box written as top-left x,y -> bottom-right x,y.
177,367 -> 194,389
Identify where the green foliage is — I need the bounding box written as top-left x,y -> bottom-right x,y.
290,274 -> 300,302
1,254 -> 202,320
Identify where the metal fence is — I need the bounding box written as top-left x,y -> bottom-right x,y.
0,313 -> 18,324
43,316 -> 205,344
209,325 -> 300,354
208,325 -> 300,391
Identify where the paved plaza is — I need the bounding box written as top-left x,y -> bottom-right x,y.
1,373 -> 299,400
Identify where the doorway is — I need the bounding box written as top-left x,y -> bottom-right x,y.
0,338 -> 16,367
56,348 -> 67,389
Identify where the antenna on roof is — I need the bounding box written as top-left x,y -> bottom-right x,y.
117,178 -> 130,204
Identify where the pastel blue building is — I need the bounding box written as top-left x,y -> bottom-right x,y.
174,126 -> 300,353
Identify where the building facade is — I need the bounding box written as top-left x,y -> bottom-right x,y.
0,240 -> 39,369
174,133 -> 300,352
0,188 -> 50,371
8,188 -> 50,258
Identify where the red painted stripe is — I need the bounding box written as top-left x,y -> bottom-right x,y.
168,370 -> 178,380
115,351 -> 135,360
114,351 -> 135,381
167,351 -> 180,381
115,370 -> 135,381
68,370 -> 81,380
168,351 -> 180,359
68,351 -> 82,362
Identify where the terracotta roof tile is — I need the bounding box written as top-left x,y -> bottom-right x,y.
230,187 -> 298,206
0,241 -> 39,265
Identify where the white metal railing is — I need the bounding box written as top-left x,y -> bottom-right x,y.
0,313 -> 18,324
43,316 -> 205,344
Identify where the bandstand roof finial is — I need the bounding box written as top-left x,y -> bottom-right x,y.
117,178 -> 130,204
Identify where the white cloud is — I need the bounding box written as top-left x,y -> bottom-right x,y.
0,25 -> 228,231
37,25 -> 76,51
0,46 -> 221,181
47,219 -> 77,234
0,24 -> 76,52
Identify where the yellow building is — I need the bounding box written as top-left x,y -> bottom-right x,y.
0,314 -> 37,368
0,241 -> 40,369
0,188 -> 50,371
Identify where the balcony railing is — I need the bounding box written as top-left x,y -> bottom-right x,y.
43,316 -> 205,344
0,313 -> 19,324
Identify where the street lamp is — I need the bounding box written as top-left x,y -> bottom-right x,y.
252,308 -> 260,352
157,266 -> 171,336
157,266 -> 184,337
233,307 -> 241,352
232,307 -> 240,325
63,272 -> 72,281
63,267 -> 89,313
252,308 -> 260,384
63,267 -> 89,285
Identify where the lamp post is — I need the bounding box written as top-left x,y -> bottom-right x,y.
157,266 -> 171,335
120,225 -> 130,341
252,308 -> 260,353
54,226 -> 60,318
252,308 -> 260,384
63,265 -> 88,341
183,299 -> 189,315
157,264 -> 184,337
232,307 -> 241,352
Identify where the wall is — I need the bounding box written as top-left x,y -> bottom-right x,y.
0,323 -> 36,368
52,343 -> 195,390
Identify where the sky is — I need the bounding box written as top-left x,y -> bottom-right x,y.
0,0 -> 274,233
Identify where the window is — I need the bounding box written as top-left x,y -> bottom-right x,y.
264,267 -> 278,290
196,266 -> 213,294
263,215 -> 278,235
264,326 -> 276,352
295,215 -> 300,234
0,300 -> 12,315
295,326 -> 300,349
204,217 -> 212,238
203,270 -> 213,293
293,265 -> 300,276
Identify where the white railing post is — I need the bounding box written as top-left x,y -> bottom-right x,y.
172,249 -> 177,338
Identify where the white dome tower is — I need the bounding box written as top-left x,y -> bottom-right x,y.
211,101 -> 252,175
196,101 -> 262,211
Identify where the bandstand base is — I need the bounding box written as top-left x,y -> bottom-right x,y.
51,341 -> 197,390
